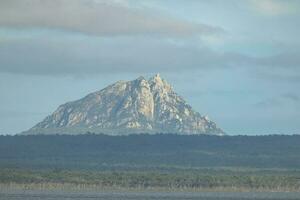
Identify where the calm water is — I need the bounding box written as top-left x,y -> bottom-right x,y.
0,190 -> 300,200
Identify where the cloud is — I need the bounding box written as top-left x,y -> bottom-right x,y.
256,71 -> 300,83
0,37 -> 235,76
251,50 -> 300,82
0,0 -> 223,38
0,34 -> 299,80
256,51 -> 300,68
249,0 -> 299,16
255,93 -> 300,108
282,93 -> 300,102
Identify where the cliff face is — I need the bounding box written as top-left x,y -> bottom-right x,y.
24,74 -> 224,135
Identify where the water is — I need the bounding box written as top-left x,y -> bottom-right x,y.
0,190 -> 299,200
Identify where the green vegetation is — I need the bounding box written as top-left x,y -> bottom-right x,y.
1,168 -> 300,192
1,134 -> 300,169
1,134 -> 300,192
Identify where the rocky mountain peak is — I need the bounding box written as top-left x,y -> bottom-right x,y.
150,73 -> 163,84
22,74 -> 224,136
149,73 -> 171,90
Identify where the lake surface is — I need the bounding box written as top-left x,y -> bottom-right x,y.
0,190 -> 300,200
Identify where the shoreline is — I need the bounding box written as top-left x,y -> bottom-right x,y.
1,183 -> 300,193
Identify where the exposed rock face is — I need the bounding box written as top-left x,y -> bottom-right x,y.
23,74 -> 224,135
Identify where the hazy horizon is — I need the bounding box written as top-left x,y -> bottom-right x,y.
0,0 -> 299,135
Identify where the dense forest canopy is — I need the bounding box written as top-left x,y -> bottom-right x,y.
1,134 -> 300,170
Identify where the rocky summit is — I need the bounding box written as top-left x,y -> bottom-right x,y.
23,74 -> 224,135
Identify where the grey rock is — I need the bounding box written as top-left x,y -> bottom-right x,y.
22,74 -> 224,135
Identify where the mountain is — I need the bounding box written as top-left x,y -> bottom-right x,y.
22,74 -> 224,135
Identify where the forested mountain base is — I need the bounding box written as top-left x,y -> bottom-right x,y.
1,134 -> 300,191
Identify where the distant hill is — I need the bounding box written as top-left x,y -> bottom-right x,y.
1,134 -> 300,170
22,74 -> 223,135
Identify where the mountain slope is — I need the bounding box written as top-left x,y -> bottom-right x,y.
23,74 -> 224,135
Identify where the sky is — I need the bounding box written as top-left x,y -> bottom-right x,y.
0,0 -> 299,135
